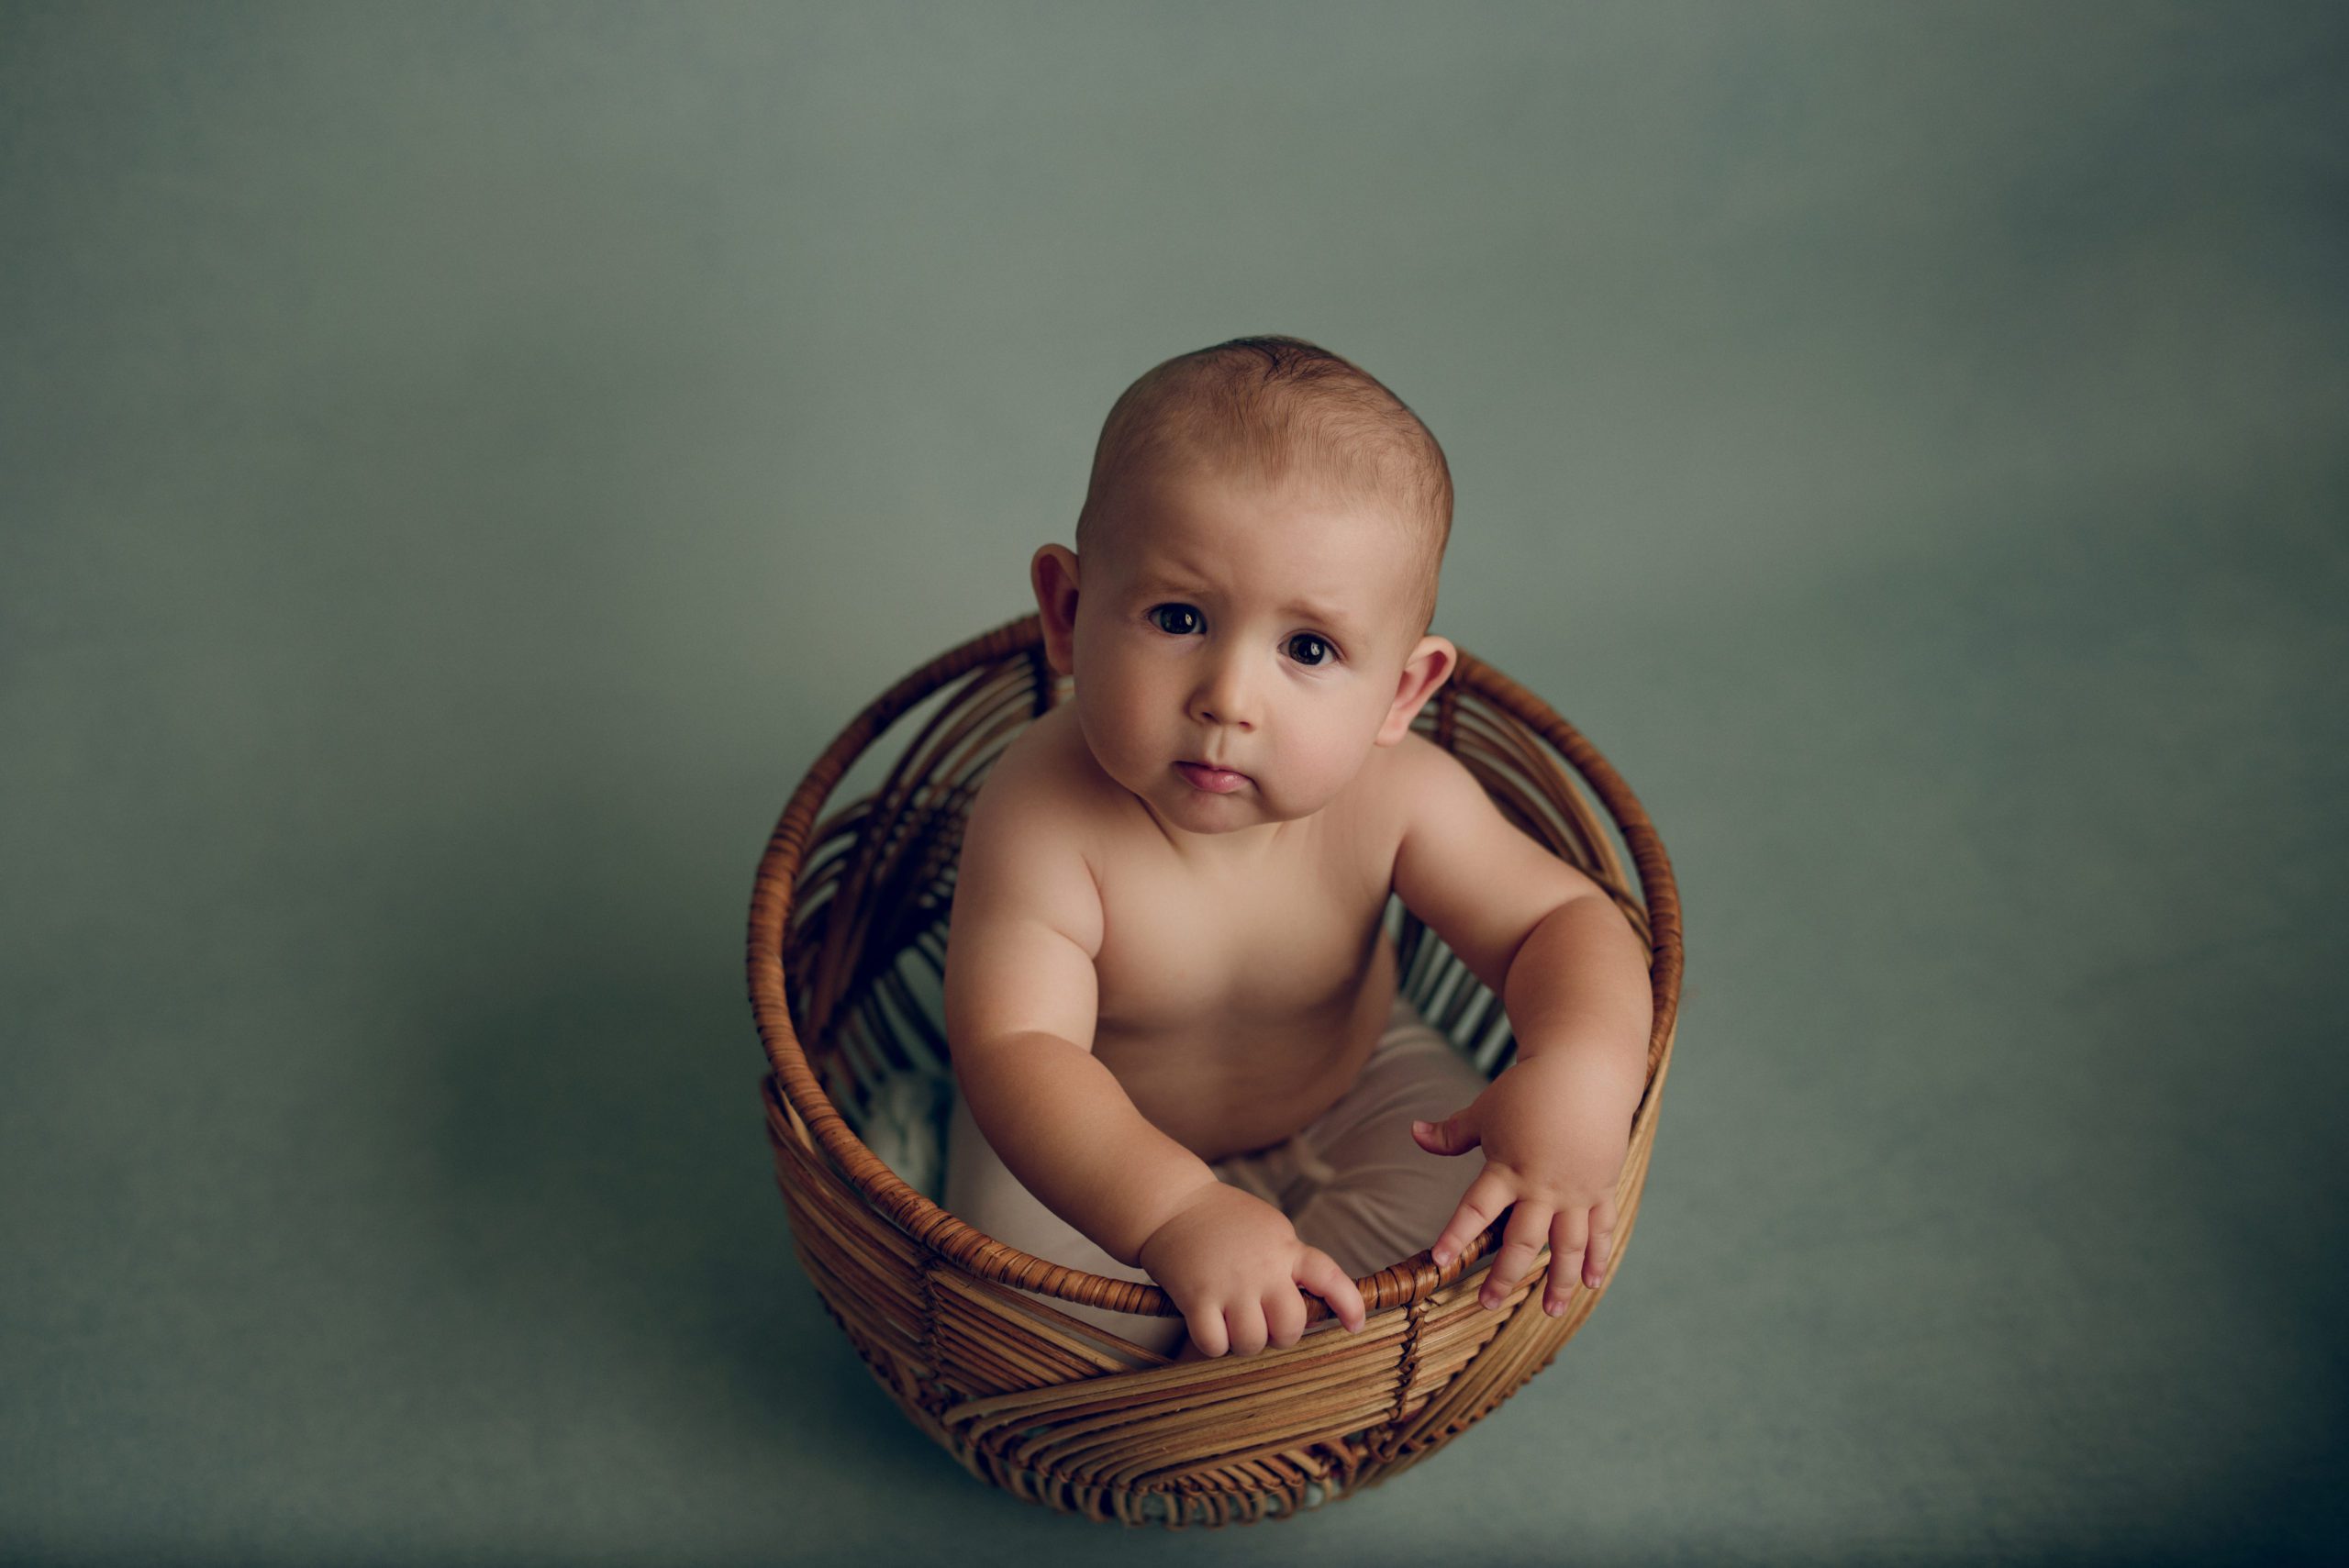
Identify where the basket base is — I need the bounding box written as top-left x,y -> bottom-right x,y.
915,1403 -> 1360,1529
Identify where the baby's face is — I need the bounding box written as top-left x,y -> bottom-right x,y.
1042,463 -> 1446,849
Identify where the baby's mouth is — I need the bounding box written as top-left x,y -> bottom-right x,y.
1174,761 -> 1249,795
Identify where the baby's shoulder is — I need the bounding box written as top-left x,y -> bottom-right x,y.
966,704 -> 1114,850
952,705 -> 1109,957
1354,727 -> 1449,828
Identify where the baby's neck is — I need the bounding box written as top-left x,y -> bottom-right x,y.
1141,807 -> 1295,872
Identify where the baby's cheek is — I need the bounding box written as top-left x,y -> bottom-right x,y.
1286,750 -> 1358,811
1074,700 -> 1146,776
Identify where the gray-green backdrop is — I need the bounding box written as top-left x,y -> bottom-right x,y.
5,3 -> 2343,1563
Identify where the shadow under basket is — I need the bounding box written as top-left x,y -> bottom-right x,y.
746,611 -> 1685,1528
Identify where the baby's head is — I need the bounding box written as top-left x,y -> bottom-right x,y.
1032,335 -> 1459,848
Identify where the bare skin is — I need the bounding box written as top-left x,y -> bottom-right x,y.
1029,699 -> 1408,1164
944,460 -> 1652,1361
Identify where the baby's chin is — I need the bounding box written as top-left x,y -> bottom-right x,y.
1153,769 -> 1323,830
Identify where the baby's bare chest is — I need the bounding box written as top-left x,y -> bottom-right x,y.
1086,828 -> 1402,1158
1094,859 -> 1359,1022
1088,809 -> 1399,1036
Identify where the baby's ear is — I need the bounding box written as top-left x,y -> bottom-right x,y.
1376,634 -> 1457,745
1030,544 -> 1081,676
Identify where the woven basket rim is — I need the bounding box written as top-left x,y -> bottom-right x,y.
747,609 -> 1685,1322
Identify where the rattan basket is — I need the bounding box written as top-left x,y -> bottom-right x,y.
747,610 -> 1683,1528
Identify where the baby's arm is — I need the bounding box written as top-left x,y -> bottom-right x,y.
943,770 -> 1364,1354
1390,735 -> 1653,1314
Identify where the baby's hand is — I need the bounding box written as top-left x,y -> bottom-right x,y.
1136,1182 -> 1367,1357
1411,1050 -> 1642,1316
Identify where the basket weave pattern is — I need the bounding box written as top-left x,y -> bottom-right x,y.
747,612 -> 1684,1527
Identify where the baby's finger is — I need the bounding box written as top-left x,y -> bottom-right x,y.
1543,1208 -> 1592,1316
1296,1249 -> 1367,1333
1186,1302 -> 1230,1359
1264,1286 -> 1308,1351
1584,1196 -> 1619,1289
1428,1169 -> 1516,1271
1481,1201 -> 1553,1309
1225,1303 -> 1270,1358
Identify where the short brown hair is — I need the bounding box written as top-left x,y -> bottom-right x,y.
1074,335 -> 1453,639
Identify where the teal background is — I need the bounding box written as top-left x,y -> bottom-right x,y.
4,3 -> 2343,1562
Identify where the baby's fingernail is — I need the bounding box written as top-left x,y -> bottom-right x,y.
1546,1299 -> 1563,1317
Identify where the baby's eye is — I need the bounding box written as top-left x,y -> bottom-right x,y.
1147,603 -> 1204,637
1287,633 -> 1338,668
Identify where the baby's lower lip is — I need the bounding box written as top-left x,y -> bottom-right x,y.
1174,762 -> 1248,794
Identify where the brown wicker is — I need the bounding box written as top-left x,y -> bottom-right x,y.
747,610 -> 1684,1528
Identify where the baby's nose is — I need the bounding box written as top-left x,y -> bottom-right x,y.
1194,702 -> 1254,730
1191,662 -> 1261,728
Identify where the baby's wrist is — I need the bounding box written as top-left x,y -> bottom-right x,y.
1129,1175 -> 1230,1266
1509,1040 -> 1646,1114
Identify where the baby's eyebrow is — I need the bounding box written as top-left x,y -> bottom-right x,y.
1133,573 -> 1364,638
1281,597 -> 1363,637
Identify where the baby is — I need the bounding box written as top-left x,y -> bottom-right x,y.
941,336 -> 1653,1362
